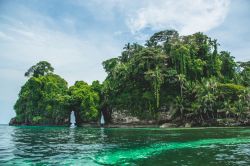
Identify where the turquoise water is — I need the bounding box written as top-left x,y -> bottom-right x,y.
0,125 -> 250,165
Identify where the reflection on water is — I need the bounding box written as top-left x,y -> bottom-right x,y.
0,125 -> 250,165
99,127 -> 105,142
69,127 -> 76,144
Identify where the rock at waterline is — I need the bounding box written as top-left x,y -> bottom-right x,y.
160,123 -> 177,128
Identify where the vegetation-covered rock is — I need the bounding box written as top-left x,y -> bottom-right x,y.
11,61 -> 101,125
10,30 -> 250,127
14,72 -> 69,125
101,30 -> 250,126
68,81 -> 100,124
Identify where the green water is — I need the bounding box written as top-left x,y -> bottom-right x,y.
0,125 -> 250,165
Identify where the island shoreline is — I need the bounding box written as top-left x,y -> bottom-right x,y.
9,121 -> 250,128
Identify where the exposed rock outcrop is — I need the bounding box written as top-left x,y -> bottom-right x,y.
111,111 -> 140,124
160,123 -> 177,128
9,117 -> 18,125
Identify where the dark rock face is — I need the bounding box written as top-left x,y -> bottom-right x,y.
157,112 -> 172,124
9,117 -> 18,125
9,117 -> 70,126
9,111 -> 250,128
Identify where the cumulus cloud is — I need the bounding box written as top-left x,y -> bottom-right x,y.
75,0 -> 230,38
126,0 -> 230,35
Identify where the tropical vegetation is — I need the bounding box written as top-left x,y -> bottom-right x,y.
10,30 -> 250,126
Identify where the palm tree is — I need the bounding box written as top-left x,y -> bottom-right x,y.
145,66 -> 164,109
177,74 -> 186,98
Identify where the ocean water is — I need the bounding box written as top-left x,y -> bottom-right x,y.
0,125 -> 250,165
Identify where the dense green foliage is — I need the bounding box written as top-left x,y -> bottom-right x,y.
102,30 -> 250,124
14,62 -> 100,125
14,73 -> 69,124
68,81 -> 100,122
12,30 -> 250,126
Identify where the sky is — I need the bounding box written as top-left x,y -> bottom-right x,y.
0,0 -> 250,124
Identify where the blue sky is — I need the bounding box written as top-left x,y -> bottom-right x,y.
0,0 -> 249,124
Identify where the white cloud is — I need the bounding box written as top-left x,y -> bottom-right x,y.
126,0 -> 230,35
74,0 -> 230,38
128,1 -> 227,34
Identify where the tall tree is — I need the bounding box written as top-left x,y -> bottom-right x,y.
25,61 -> 54,77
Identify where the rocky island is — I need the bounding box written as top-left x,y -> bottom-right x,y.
9,30 -> 250,127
